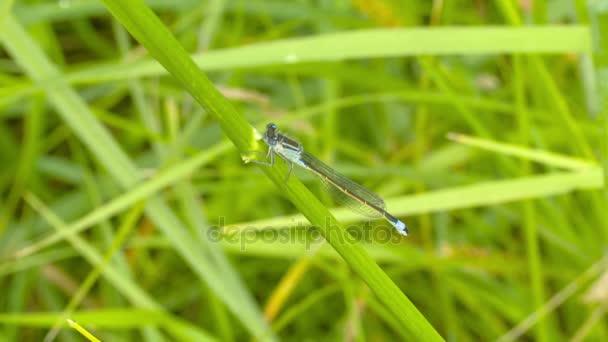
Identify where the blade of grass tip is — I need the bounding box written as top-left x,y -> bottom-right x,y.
66,319 -> 101,342
97,1 -> 442,340
447,132 -> 596,171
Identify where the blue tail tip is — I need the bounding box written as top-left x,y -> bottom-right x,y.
394,220 -> 409,236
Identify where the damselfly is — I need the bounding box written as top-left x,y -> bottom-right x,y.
246,123 -> 408,236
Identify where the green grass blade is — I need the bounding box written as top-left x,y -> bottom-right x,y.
66,26 -> 592,84
97,0 -> 442,340
1,26 -> 592,108
0,308 -> 162,327
447,133 -> 597,171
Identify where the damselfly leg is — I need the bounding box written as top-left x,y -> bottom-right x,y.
245,147 -> 274,166
246,148 -> 294,182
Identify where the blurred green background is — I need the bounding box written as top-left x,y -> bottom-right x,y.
1,0 -> 607,341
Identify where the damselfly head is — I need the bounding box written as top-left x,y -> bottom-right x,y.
264,123 -> 279,145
